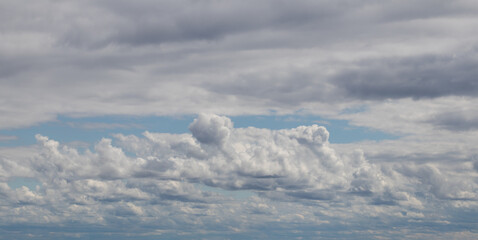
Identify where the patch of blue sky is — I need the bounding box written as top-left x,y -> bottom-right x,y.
0,114 -> 398,148
230,114 -> 398,143
0,115 -> 196,148
7,177 -> 41,191
339,104 -> 368,115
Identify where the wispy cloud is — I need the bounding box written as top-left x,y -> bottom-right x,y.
0,135 -> 18,141
66,122 -> 143,130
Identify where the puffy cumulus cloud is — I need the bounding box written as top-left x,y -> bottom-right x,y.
0,114 -> 478,238
2,0 -> 478,237
116,114 -> 380,196
32,134 -> 143,181
397,163 -> 478,201
189,113 -> 233,145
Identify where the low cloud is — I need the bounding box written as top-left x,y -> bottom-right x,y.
2,1 -> 478,237
0,114 -> 477,238
426,111 -> 478,131
333,53 -> 478,100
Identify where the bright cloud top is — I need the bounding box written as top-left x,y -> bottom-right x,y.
1,114 -> 477,239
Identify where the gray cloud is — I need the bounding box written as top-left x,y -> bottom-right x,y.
333,52 -> 478,100
189,113 -> 233,145
58,0 -> 345,48
2,1 -> 478,237
205,71 -> 331,105
427,111 -> 478,131
1,0 -> 478,131
39,0 -> 478,49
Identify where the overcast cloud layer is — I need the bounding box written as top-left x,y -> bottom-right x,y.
1,0 -> 478,239
2,0 -> 478,128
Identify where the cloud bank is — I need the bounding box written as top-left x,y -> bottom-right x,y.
1,0 -> 478,132
1,115 -> 477,238
2,0 -> 478,238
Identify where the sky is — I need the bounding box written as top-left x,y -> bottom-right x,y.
1,0 -> 478,239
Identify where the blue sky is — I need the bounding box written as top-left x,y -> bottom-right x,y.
0,114 -> 397,148
1,0 -> 478,239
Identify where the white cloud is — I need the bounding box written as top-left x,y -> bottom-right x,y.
2,0 -> 478,237
189,113 -> 233,145
0,114 -> 477,239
